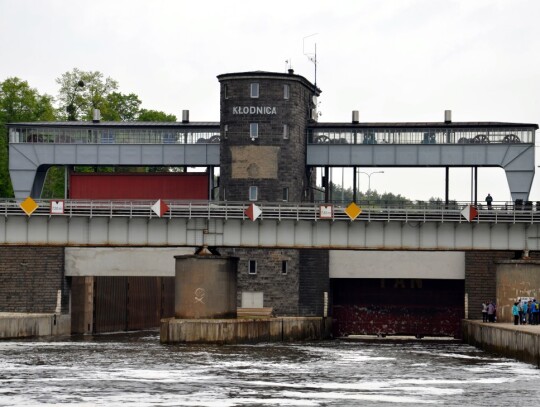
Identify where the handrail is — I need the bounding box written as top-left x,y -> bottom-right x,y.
1,199 -> 539,224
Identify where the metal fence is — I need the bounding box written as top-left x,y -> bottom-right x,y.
2,200 -> 539,224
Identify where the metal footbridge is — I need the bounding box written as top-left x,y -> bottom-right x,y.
2,200 -> 539,251
8,120 -> 538,201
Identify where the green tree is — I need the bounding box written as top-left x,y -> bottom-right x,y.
0,77 -> 56,197
56,68 -> 118,121
138,109 -> 177,122
101,92 -> 142,121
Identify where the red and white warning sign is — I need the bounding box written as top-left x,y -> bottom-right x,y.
460,204 -> 478,222
151,199 -> 169,217
245,203 -> 262,221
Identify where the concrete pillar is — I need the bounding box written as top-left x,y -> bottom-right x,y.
174,255 -> 238,319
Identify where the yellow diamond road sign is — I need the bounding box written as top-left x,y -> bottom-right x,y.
20,197 -> 39,216
344,202 -> 362,220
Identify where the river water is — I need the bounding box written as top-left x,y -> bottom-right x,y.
0,332 -> 538,406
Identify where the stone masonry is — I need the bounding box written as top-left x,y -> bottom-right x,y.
217,71 -> 327,316
0,246 -> 68,313
465,250 -> 540,320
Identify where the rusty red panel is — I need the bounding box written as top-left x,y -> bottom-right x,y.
161,277 -> 175,318
331,279 -> 464,338
69,172 -> 209,200
70,276 -> 90,334
94,277 -> 127,333
127,277 -> 161,330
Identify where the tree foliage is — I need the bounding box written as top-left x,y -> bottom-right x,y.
0,77 -> 56,123
56,68 -> 118,121
0,69 -> 181,198
101,92 -> 142,121
0,77 -> 56,197
138,109 -> 177,122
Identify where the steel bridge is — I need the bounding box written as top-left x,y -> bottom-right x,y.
1,200 -> 539,251
8,120 -> 537,201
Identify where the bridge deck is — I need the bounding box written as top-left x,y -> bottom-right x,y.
1,200 -> 539,250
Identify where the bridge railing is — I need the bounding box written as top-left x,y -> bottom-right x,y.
1,200 -> 539,224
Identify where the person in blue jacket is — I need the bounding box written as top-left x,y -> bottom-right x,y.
512,302 -> 520,325
527,299 -> 534,325
521,300 -> 528,324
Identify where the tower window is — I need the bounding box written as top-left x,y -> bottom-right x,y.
224,84 -> 228,99
250,123 -> 258,139
250,83 -> 259,98
282,187 -> 289,202
248,260 -> 257,275
249,186 -> 258,201
283,124 -> 289,139
223,124 -> 228,139
281,260 -> 288,275
284,84 -> 290,99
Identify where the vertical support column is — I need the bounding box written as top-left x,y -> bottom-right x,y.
474,167 -> 478,206
323,166 -> 329,202
208,166 -> 214,201
353,166 -> 357,203
445,166 -> 449,206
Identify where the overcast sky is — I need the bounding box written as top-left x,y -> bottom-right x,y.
1,0 -> 539,202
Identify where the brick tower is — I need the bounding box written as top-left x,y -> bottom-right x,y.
217,70 -> 328,315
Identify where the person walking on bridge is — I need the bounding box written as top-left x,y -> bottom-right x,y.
485,193 -> 493,210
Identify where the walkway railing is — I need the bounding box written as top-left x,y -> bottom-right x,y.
1,200 -> 539,224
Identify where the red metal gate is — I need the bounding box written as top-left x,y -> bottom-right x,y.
331,278 -> 464,338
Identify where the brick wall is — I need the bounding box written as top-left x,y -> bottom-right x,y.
465,250 -> 540,319
225,248 -> 300,316
299,249 -> 330,316
0,246 -> 67,313
219,72 -> 318,202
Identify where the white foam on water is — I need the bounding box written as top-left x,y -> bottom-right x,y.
393,386 -> 463,395
239,379 -> 392,391
281,390 -> 438,404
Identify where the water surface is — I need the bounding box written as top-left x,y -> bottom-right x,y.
0,332 -> 538,406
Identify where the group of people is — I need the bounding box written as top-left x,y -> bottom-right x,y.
511,298 -> 540,325
481,301 -> 497,323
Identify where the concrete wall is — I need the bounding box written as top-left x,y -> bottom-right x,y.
161,316 -> 332,344
0,247 -> 67,313
496,260 -> 540,323
0,313 -> 70,339
65,247 -> 194,276
462,320 -> 540,367
330,251 -> 465,279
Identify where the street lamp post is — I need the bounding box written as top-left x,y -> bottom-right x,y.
359,170 -> 384,192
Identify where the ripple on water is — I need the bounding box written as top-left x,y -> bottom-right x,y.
0,334 -> 539,406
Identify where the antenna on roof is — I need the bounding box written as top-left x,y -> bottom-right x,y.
285,59 -> 292,72
303,33 -> 318,87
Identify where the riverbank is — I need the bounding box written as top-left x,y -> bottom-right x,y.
462,319 -> 540,367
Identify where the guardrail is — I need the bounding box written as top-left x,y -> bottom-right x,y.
1,200 -> 539,224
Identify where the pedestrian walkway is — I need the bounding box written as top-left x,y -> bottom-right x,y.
476,321 -> 540,333
462,320 -> 540,367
